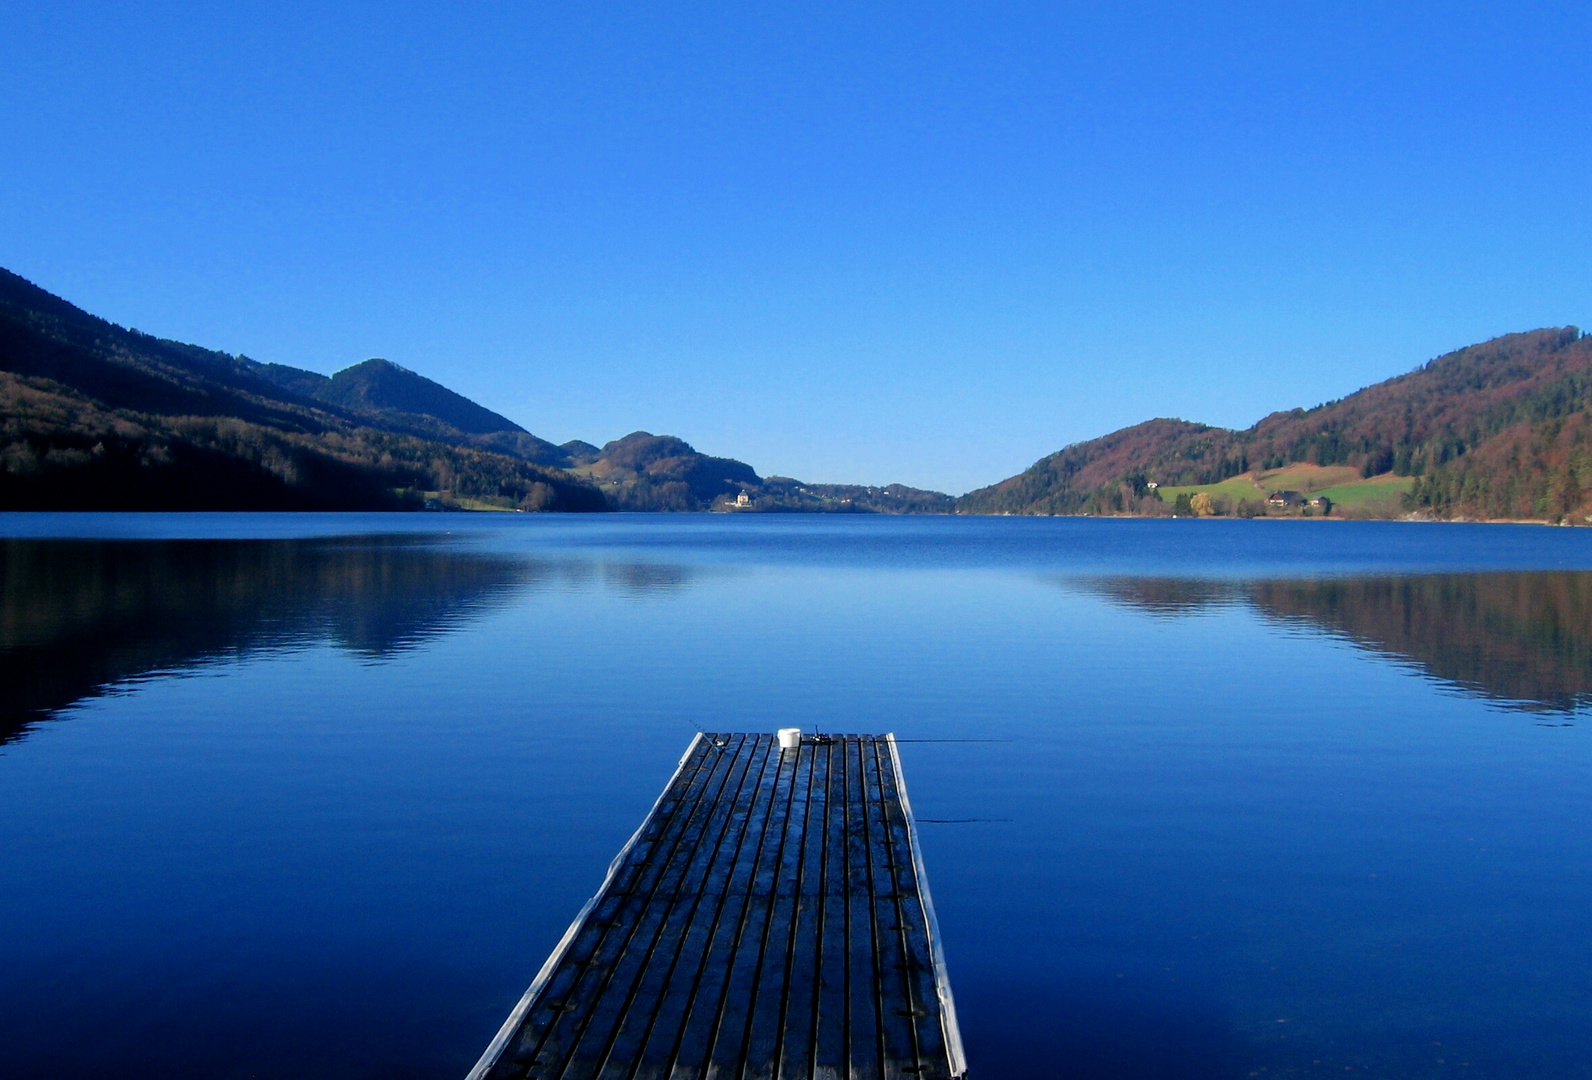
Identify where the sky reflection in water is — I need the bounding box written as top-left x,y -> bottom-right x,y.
0,515 -> 1587,1079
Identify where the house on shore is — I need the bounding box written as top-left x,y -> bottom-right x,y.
1263,490 -> 1332,514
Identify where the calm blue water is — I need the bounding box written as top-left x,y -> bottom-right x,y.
1,515 -> 1588,1080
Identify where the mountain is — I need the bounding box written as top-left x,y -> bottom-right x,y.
575,432 -> 761,510
248,356 -> 570,466
752,478 -> 957,514
0,268 -> 604,511
961,328 -> 1592,522
0,267 -> 951,513
293,358 -> 524,434
563,431 -> 954,513
10,266 -> 1582,520
0,267 -> 349,431
559,440 -> 602,464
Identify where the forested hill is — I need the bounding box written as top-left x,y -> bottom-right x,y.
0,267 -> 605,510
960,328 -> 1592,522
0,268 -> 952,512
566,431 -> 955,513
265,357 -> 525,435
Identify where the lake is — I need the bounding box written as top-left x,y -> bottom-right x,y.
1,514 -> 1588,1080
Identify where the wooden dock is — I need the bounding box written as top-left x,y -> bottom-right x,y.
468,732 -> 966,1080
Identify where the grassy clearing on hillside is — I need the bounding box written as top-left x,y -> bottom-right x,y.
1255,463 -> 1362,491
1159,463 -> 1368,504
1156,467 -> 1414,515
1309,475 -> 1414,508
1155,476 -> 1267,504
453,497 -> 520,512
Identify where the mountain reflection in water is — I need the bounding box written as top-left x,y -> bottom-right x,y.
0,537 -> 696,744
1086,572 -> 1592,714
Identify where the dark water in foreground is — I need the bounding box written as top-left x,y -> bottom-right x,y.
1,514 -> 1587,1080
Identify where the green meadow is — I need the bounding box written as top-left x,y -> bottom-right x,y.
1157,465 -> 1414,514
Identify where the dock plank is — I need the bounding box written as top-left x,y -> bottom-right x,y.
725,731 -> 816,1080
778,738 -> 830,1080
698,737 -> 800,1079
860,740 -> 918,1080
661,736 -> 786,1080
627,738 -> 777,1080
842,737 -> 882,1080
469,733 -> 963,1080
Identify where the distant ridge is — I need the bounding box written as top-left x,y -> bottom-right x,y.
257,357 -> 527,436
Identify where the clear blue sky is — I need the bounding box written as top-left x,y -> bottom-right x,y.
3,2 -> 1587,493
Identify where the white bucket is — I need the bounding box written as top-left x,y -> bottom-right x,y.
776,727 -> 802,750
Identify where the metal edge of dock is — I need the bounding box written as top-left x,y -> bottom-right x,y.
886,733 -> 967,1079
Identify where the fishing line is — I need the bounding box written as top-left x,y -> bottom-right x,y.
890,738 -> 1012,743
676,715 -> 728,753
